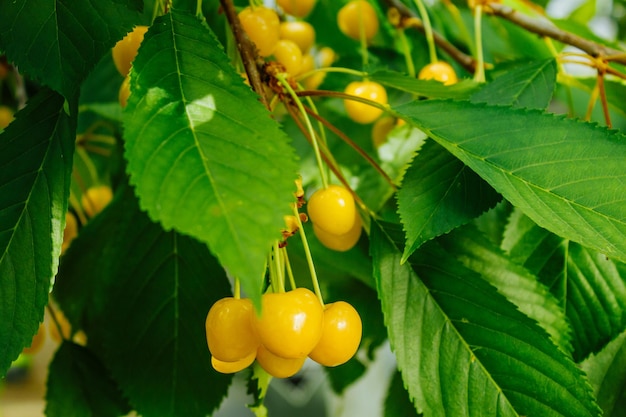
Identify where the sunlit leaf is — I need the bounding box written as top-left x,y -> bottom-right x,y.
0,89 -> 75,376
372,221 -> 600,417
123,9 -> 299,308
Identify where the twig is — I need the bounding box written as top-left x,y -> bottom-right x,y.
219,0 -> 270,110
487,2 -> 626,66
382,0 -> 477,73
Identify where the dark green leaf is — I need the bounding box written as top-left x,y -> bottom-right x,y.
100,185 -> 233,417
384,370 -> 421,417
0,0 -> 142,99
439,224 -> 572,354
471,58 -> 557,109
503,209 -> 626,361
397,139 -> 501,261
371,221 -> 601,417
0,89 -> 75,376
324,357 -> 367,395
394,99 -> 626,264
45,342 -> 130,417
123,9 -> 299,308
581,331 -> 626,416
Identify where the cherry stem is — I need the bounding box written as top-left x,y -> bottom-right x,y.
584,82 -> 599,122
234,277 -> 241,299
301,95 -> 331,181
47,304 -> 68,342
286,104 -> 374,217
473,5 -> 486,83
441,0 -> 475,56
396,28 -> 416,77
412,0 -> 437,64
219,0 -> 270,110
273,242 -> 285,293
304,107 -> 397,191
292,204 -> 324,307
596,69 -> 612,128
296,66 -> 367,82
277,74 -> 329,189
282,247 -> 297,291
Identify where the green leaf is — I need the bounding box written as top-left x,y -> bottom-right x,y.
438,224 -> 572,354
384,370 -> 421,417
45,342 -> 130,417
0,89 -> 75,376
471,58 -> 557,109
502,209 -> 626,361
100,185 -> 233,417
0,0 -> 142,99
581,330 -> 626,416
397,139 -> 501,261
370,70 -> 479,99
123,9 -> 299,308
371,221 -> 601,417
394,99 -> 626,264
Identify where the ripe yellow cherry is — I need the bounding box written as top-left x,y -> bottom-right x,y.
338,0 -> 379,42
273,39 -> 303,75
0,105 -> 14,130
211,351 -> 256,374
205,297 -> 260,362
253,288 -> 324,359
277,0 -> 317,18
118,76 -> 131,108
418,61 -> 458,86
81,185 -> 113,218
309,301 -> 362,367
238,6 -> 280,57
112,25 -> 148,76
62,211 -> 78,254
313,212 -> 362,252
279,21 -> 316,53
256,345 -> 306,378
343,80 -> 387,124
307,185 -> 357,235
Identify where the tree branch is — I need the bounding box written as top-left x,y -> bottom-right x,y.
219,0 -> 271,110
382,0 -> 477,74
487,2 -> 626,66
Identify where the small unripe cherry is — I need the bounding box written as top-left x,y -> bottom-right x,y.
343,80 -> 387,124
338,0 -> 379,42
0,105 -> 14,130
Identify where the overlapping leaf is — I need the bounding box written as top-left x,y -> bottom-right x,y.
397,139 -> 501,261
46,342 -> 130,417
471,58 -> 557,108
123,9 -> 299,308
0,89 -> 75,376
0,0 -> 142,99
372,221 -> 600,417
394,99 -> 626,264
502,209 -> 626,361
98,185 -> 233,417
438,224 -> 572,354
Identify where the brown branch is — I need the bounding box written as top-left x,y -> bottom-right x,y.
487,2 -> 626,66
219,0 -> 270,110
382,0 -> 477,74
